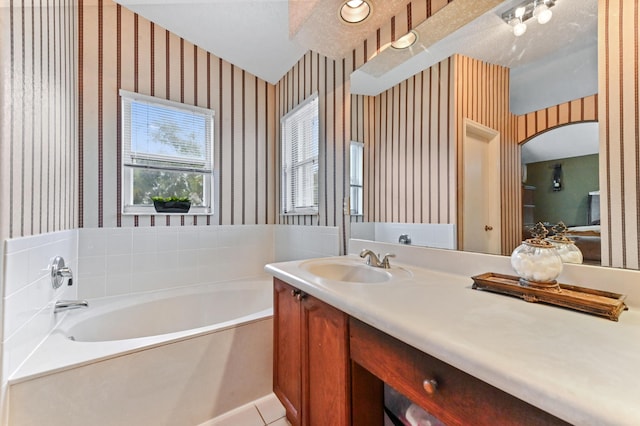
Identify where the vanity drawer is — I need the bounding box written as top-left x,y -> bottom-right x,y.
349,318 -> 568,426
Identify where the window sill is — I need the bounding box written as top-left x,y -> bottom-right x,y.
123,207 -> 213,216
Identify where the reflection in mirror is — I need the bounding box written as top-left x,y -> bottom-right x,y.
350,142 -> 364,216
349,0 -> 599,260
521,123 -> 600,265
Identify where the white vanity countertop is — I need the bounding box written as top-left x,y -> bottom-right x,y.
265,252 -> 640,425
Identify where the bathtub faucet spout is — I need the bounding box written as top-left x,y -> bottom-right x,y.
54,299 -> 89,314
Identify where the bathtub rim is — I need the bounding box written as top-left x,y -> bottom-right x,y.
59,278 -> 273,342
9,276 -> 274,385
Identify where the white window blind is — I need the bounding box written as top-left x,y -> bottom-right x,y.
120,89 -> 214,214
281,94 -> 319,215
350,141 -> 364,215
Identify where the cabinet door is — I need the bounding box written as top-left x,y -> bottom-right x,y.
301,295 -> 350,426
273,279 -> 302,425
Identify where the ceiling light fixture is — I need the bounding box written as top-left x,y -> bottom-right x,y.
340,0 -> 371,24
502,0 -> 556,36
391,30 -> 418,50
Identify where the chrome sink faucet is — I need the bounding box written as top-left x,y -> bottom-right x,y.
54,300 -> 89,314
359,249 -> 395,269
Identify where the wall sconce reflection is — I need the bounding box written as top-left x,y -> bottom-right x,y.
552,163 -> 562,191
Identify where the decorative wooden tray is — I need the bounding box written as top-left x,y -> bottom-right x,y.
471,272 -> 628,321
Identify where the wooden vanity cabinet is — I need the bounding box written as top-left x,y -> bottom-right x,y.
274,277 -> 566,426
350,318 -> 569,426
273,279 -> 350,426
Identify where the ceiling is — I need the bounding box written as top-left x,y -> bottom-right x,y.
115,0 -> 598,94
352,0 -> 598,94
115,0 -> 411,85
114,0 -> 308,85
521,122 -> 599,164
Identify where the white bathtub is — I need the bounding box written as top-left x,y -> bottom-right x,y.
9,278 -> 274,426
61,279 -> 272,342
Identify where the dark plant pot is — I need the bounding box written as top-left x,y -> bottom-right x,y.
153,200 -> 191,213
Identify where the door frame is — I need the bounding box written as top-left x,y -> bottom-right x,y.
459,118 -> 501,253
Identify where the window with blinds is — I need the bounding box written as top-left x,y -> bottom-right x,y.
350,141 -> 364,216
281,93 -> 319,215
120,89 -> 214,215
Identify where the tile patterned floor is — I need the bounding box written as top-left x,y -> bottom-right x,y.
199,393 -> 289,426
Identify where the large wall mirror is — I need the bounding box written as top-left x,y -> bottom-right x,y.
349,0 -> 602,264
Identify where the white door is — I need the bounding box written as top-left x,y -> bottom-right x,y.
462,119 -> 501,254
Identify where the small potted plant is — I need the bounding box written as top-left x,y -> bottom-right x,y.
151,196 -> 192,213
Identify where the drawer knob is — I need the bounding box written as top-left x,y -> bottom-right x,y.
291,289 -> 301,297
423,379 -> 438,395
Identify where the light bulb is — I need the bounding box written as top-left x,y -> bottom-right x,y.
535,4 -> 553,24
513,20 -> 527,36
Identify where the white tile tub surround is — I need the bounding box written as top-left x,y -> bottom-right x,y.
350,221 -> 375,241
350,222 -> 457,249
0,224 -> 279,380
77,225 -> 277,299
274,225 -> 340,262
0,224 -> 336,424
2,230 -> 78,381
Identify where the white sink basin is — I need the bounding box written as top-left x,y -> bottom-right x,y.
301,258 -> 411,284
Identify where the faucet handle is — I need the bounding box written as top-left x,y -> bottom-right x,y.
381,253 -> 396,269
51,256 -> 73,289
360,249 -> 380,266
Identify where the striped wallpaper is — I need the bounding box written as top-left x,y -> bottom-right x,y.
0,0 -> 78,242
79,0 -> 276,228
275,51 -> 352,253
598,0 -> 640,269
516,94 -> 598,143
78,0 -> 451,246
352,58 -> 455,226
2,0 -> 639,269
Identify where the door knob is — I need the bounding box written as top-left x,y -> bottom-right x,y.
484,225 -> 493,231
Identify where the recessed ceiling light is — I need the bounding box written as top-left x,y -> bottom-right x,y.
340,0 -> 371,24
391,30 -> 418,50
